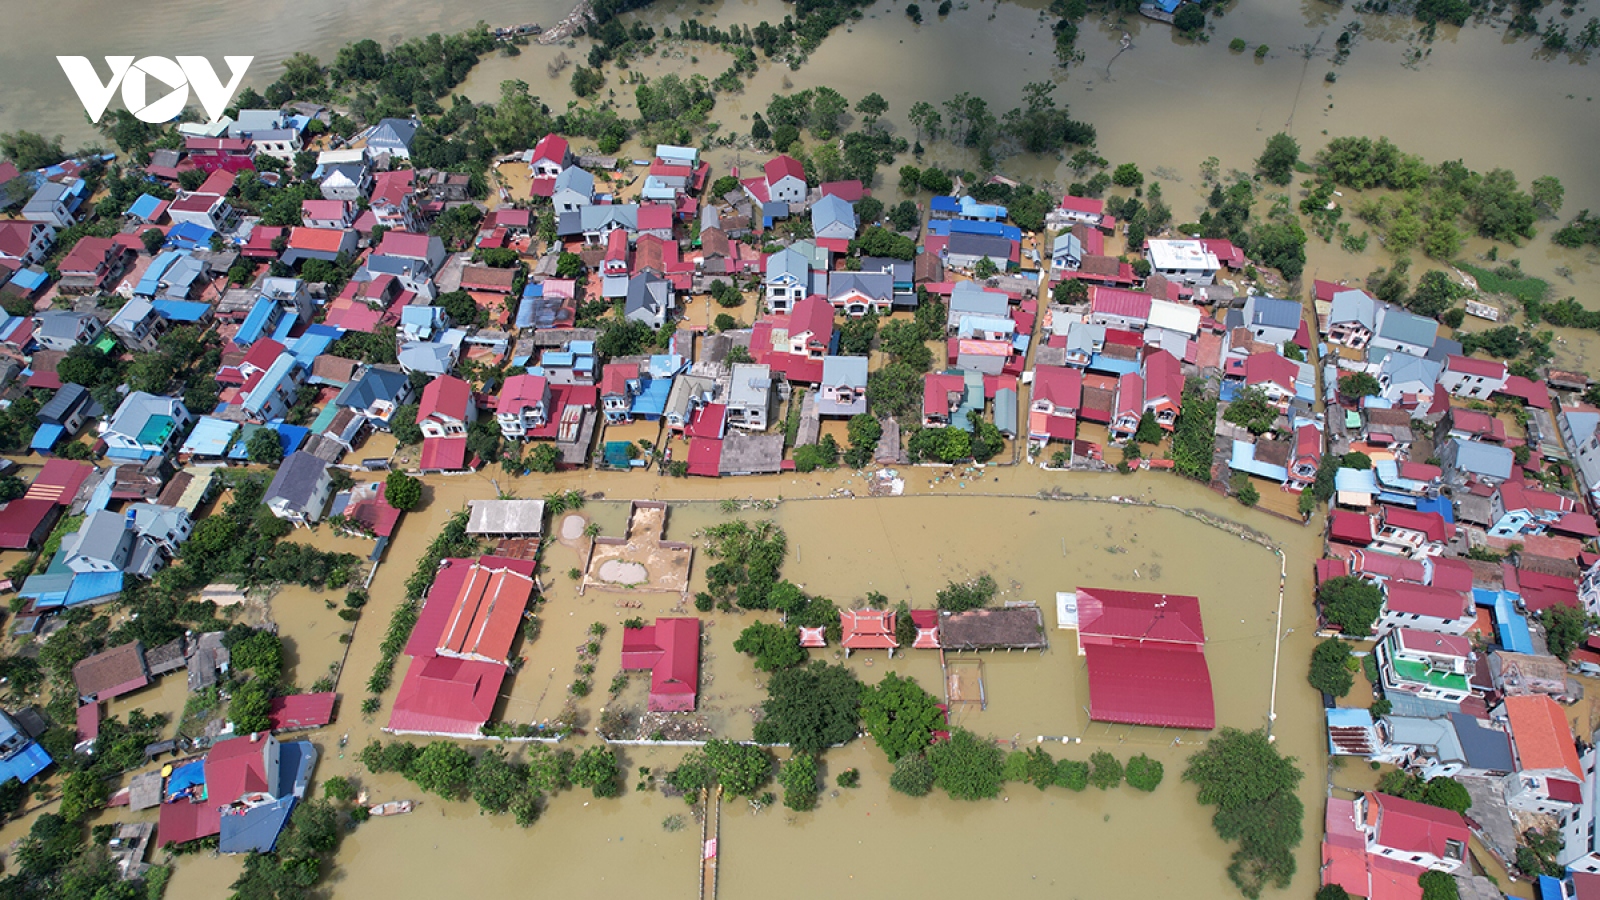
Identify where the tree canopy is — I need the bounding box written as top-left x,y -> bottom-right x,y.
1318,576 -> 1384,637
1308,638 -> 1355,697
752,661 -> 862,753
1184,728 -> 1305,898
733,621 -> 807,672
927,728 -> 1005,800
860,672 -> 943,762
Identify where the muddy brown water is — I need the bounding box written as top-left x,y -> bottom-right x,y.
111,463 -> 1335,900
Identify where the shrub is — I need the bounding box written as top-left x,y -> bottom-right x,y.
1088,751 -> 1123,789
890,753 -> 935,797
1124,754 -> 1164,792
1054,759 -> 1089,791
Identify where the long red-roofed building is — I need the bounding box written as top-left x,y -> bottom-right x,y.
620,617 -> 701,712
436,562 -> 536,664
1073,587 -> 1214,730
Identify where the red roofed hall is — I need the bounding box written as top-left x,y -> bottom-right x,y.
840,608 -> 899,653
1072,587 -> 1214,730
436,561 -> 536,664
388,655 -> 506,738
266,693 -> 338,732
620,618 -> 701,712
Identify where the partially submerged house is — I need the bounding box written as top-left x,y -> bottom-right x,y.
620,618 -> 701,712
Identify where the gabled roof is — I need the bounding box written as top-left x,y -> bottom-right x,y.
1243,352 -> 1298,392
840,609 -> 898,650
531,133 -> 570,164
1445,354 -> 1506,379
1076,588 -> 1205,646
619,618 -> 701,712
1381,507 -> 1449,543
1376,304 -> 1438,350
810,194 -> 856,233
1369,791 -> 1469,859
1329,289 -> 1378,330
498,373 -> 549,413
1032,365 -> 1082,410
1383,581 -> 1468,619
419,374 -> 472,421
1504,694 -> 1583,780
1090,286 -> 1152,320
436,561 -> 535,663
263,451 -> 328,510
764,155 -> 805,184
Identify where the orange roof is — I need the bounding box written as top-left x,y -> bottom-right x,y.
1505,694 -> 1583,780
436,562 -> 535,664
288,227 -> 349,252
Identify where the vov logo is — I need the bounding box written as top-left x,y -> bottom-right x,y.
57,56 -> 253,124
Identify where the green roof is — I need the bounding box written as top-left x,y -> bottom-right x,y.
1391,657 -> 1469,692
94,335 -> 118,353
136,415 -> 176,447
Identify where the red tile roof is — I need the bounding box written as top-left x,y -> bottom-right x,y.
840,609 -> 898,650
620,618 -> 701,712
1032,365 -> 1081,411
287,226 -> 349,252
1445,354 -> 1507,379
601,363 -> 634,397
1505,693 -> 1584,779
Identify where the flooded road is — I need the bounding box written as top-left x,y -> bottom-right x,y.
149,462 -> 1330,900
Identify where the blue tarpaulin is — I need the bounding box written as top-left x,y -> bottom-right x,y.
166,760 -> 206,799
0,743 -> 52,785
151,300 -> 209,322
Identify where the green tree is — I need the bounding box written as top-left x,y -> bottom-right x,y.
407,741 -> 476,799
1255,133 -> 1300,186
890,753 -> 935,796
469,750 -> 525,814
231,629 -> 285,684
860,672 -> 943,762
1053,278 -> 1089,306
527,442 -> 561,473
1531,176 -> 1564,216
0,131 -> 66,170
525,745 -> 575,794
1173,3 -> 1206,33
927,728 -> 1005,800
1125,754 -> 1164,792
571,745 -> 622,798
1318,887 -> 1353,900
1223,387 -> 1279,435
889,201 -> 919,232
58,770 -> 108,824
780,753 -> 819,811
140,228 -> 166,254
244,428 -> 284,466
1419,871 -> 1459,900
1088,751 -> 1124,789
1112,163 -> 1143,188
1308,639 -> 1355,697
384,470 -> 423,511
936,574 -> 996,612
752,662 -> 862,753
390,404 -> 423,445
322,775 -> 358,802
972,256 -> 998,279
733,621 -> 806,672
1135,411 -> 1162,445
1541,604 -> 1598,661
556,252 -> 585,279
229,680 -> 274,734
1055,759 -> 1089,790
1184,728 -> 1304,898
1319,576 -> 1384,637
1338,372 -> 1381,399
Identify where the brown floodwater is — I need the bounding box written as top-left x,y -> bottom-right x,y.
137,461 -> 1336,900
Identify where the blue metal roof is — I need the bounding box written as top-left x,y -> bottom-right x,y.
151,300 -> 209,322
126,193 -> 163,220
1229,440 -> 1289,482
630,376 -> 673,418
166,221 -> 215,249
182,416 -> 239,457
1086,354 -> 1140,377
0,742 -> 52,785
274,424 -> 309,455
1415,496 -> 1454,523
288,329 -> 337,362
1335,467 -> 1381,495
242,355 -> 299,417
9,269 -> 47,292
64,571 -> 123,607
1477,589 -> 1534,654
930,195 -> 959,213
270,315 -> 297,343
29,423 -> 63,451
234,297 -> 279,347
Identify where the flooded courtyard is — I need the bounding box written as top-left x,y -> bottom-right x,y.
135,462 -> 1335,900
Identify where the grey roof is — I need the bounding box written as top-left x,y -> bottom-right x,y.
1052,232 -> 1083,259
397,342 -> 454,375
1447,438 -> 1514,480
949,281 -> 1009,318
369,118 -> 419,149
1565,409 -> 1600,442
994,387 -> 1018,435
107,392 -> 186,444
264,451 -> 328,510
727,363 -> 772,409
108,297 -> 159,333
1243,295 -> 1302,332
1449,712 -> 1515,772
38,383 -> 92,424
1329,289 -> 1378,330
1378,353 -> 1441,392
624,273 -> 670,320
33,310 -> 97,342
23,181 -> 70,214
820,355 -> 868,390
336,367 -> 409,409
579,204 -> 638,233
810,194 -> 857,234
128,503 -> 187,542
1376,304 -> 1439,351
718,431 -> 784,475
827,271 -> 891,302
553,166 -> 593,197
71,509 -> 131,564
230,109 -> 290,137
858,257 -> 911,282
765,248 -> 811,285
466,499 -> 546,536
946,232 -> 1012,260
1382,715 -> 1464,765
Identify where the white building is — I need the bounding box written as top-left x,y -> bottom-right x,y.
1144,239 -> 1219,286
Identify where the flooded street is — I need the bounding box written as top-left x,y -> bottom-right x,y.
150,463 -> 1331,899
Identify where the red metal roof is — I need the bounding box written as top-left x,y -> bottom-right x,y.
25,459 -> 94,505
158,796 -> 222,846
0,498 -> 57,549
1244,351 -> 1297,392
1428,557 -> 1474,593
1380,507 -> 1449,543
685,437 -> 723,477
1057,195 -> 1104,215
1349,550 -> 1427,582
840,609 -> 898,650
1084,643 -> 1215,729
207,733 -> 273,803
601,363 -> 634,397
819,180 -> 864,202
1089,286 -> 1152,320
376,230 -> 433,259
388,655 -> 506,737
638,204 -> 673,232
419,436 -> 468,471
57,236 -> 116,276
685,403 -> 727,440
437,562 -> 535,663
1369,791 -> 1470,860
1399,461 -> 1441,482
1383,581 -> 1468,619
1445,354 -> 1507,379
1114,372 -> 1143,418
1329,511 -> 1375,546
499,373 -> 550,413
287,226 -> 349,252
1497,374 -> 1550,409
1032,365 -> 1081,411
532,133 -> 569,164
267,693 -> 337,731
764,155 -> 805,185
419,374 -> 472,422
1316,558 -> 1350,585
620,618 -> 701,712
1076,587 -> 1205,647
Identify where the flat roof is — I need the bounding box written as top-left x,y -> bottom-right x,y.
466,499 -> 546,536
